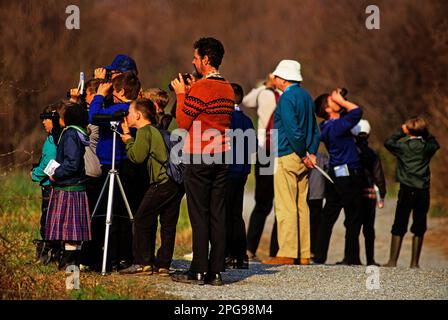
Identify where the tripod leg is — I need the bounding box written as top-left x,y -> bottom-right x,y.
116,174 -> 134,222
91,174 -> 110,220
101,172 -> 116,275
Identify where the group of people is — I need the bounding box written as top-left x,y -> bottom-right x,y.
31,36 -> 440,287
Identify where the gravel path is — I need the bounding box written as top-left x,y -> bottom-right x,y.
156,197 -> 448,299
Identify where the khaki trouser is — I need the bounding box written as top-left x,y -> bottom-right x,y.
274,152 -> 310,259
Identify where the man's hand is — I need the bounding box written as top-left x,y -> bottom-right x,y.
97,82 -> 113,96
94,68 -> 107,80
302,153 -> 316,169
170,73 -> 194,95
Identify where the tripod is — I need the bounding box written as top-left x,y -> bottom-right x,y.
91,121 -> 134,275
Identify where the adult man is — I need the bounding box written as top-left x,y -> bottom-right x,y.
242,74 -> 280,260
263,60 -> 320,266
170,37 -> 235,286
313,89 -> 364,265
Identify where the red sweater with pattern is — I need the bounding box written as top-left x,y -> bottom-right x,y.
176,78 -> 235,154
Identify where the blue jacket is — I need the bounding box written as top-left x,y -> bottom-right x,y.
52,126 -> 89,188
88,95 -> 130,165
320,108 -> 363,169
32,135 -> 57,186
274,84 -> 320,158
229,107 -> 255,177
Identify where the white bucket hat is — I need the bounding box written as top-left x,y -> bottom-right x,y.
272,59 -> 303,82
351,119 -> 371,136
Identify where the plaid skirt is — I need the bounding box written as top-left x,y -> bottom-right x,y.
45,189 -> 92,241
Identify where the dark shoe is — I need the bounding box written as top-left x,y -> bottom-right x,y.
171,270 -> 205,285
224,256 -> 235,269
119,264 -> 153,275
367,261 -> 380,266
410,236 -> 424,268
58,250 -> 79,270
206,272 -> 223,286
383,235 -> 403,267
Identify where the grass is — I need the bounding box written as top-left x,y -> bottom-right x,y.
0,170 -> 191,300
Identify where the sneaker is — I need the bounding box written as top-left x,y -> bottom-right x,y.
119,264 -> 153,275
183,252 -> 193,261
156,267 -> 171,276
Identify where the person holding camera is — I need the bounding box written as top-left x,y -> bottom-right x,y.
313,89 -> 364,265
383,117 -> 439,268
118,99 -> 182,275
170,37 -> 235,286
94,54 -> 138,82
88,71 -> 142,271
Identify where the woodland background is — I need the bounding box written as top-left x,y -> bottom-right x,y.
0,0 -> 447,210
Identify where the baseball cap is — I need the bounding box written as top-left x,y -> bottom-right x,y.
105,54 -> 138,74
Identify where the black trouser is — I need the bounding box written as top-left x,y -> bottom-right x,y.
184,162 -> 228,274
225,175 -> 248,262
391,184 -> 429,237
308,198 -> 323,257
133,179 -> 182,268
361,198 -> 377,263
89,159 -> 148,268
40,185 -> 52,239
246,156 -> 279,257
315,171 -> 363,264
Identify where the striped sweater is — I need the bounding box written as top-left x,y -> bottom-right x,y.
176,77 -> 235,154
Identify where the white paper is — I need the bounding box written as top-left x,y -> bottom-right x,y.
44,159 -> 60,176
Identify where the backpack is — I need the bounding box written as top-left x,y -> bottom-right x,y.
151,126 -> 185,185
264,88 -> 281,151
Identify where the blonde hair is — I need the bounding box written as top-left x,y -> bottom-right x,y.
405,117 -> 427,136
140,88 -> 169,110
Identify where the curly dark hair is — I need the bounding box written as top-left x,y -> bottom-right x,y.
194,37 -> 225,69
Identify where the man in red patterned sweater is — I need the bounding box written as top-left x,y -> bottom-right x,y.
170,37 -> 235,286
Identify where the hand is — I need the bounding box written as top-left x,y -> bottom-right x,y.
70,88 -> 80,103
121,117 -> 130,133
401,124 -> 409,135
94,68 -> 106,79
170,73 -> 192,95
49,176 -> 55,182
302,155 -> 315,169
97,82 -> 113,96
29,170 -> 33,179
121,133 -> 132,143
331,88 -> 346,106
377,199 -> 385,209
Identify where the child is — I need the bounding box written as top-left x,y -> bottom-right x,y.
225,83 -> 255,269
384,117 -> 439,268
140,88 -> 177,131
46,102 -> 91,269
30,105 -> 58,263
351,119 -> 386,266
118,99 -> 182,276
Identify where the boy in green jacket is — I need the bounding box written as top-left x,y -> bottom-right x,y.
119,99 -> 182,275
384,117 -> 440,268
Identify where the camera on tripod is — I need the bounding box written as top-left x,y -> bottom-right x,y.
91,110 -> 129,124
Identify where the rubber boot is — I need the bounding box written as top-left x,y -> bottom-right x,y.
383,235 -> 403,267
410,236 -> 424,268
